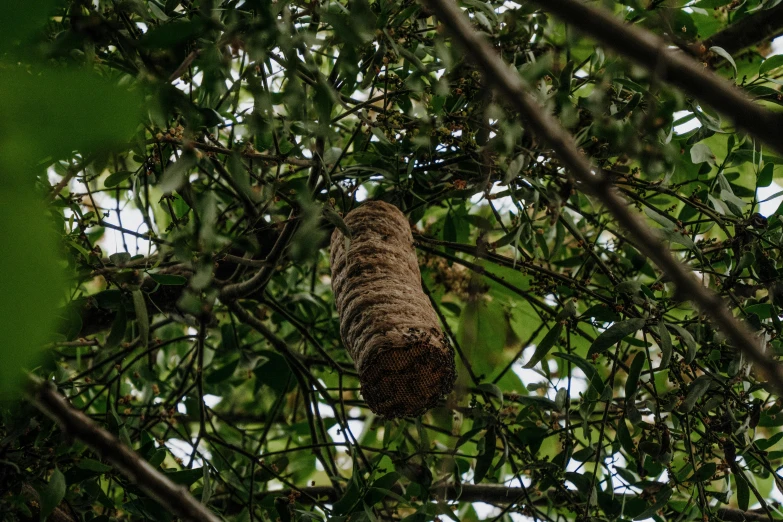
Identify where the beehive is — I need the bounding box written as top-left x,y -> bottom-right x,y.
330,201 -> 456,418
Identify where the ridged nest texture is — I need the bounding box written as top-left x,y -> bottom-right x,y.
330,200 -> 456,418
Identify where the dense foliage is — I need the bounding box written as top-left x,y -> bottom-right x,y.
4,0 -> 783,521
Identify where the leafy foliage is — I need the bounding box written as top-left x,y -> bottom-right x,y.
4,0 -> 783,521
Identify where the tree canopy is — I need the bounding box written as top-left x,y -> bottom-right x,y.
5,0 -> 783,521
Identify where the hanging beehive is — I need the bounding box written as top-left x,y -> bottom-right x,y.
330,200 -> 456,418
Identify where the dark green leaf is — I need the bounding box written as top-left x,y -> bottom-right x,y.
666,323 -> 697,364
589,318 -> 646,356
148,274 -> 188,285
473,426 -> 496,483
679,376 -> 712,413
633,485 -> 671,520
735,471 -> 750,511
104,171 -> 135,188
76,459 -> 113,473
760,55 -> 783,75
625,352 -> 645,399
106,304 -> 127,350
38,468 -> 66,522
657,321 -> 672,369
477,383 -> 504,404
692,462 -> 716,483
524,322 -> 563,368
131,289 -> 149,349
758,163 -> 774,188
165,467 -> 204,487
0,193 -> 64,398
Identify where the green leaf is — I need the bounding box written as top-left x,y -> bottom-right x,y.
77,459 -> 113,473
110,252 -> 131,265
690,143 -> 716,165
159,153 -> 197,193
710,46 -> 736,76
524,322 -> 563,368
616,417 -> 636,458
643,206 -> 675,230
735,471 -> 750,511
554,352 -> 604,395
148,273 -> 188,285
679,375 -> 712,413
746,303 -> 773,320
254,350 -> 293,395
0,70 -> 141,171
206,358 -> 239,384
131,289 -> 149,349
323,205 -> 352,239
692,462 -> 716,482
657,321 -> 672,369
760,55 -> 783,76
458,299 -> 508,379
141,19 -> 206,48
38,468 -> 66,522
201,465 -> 212,504
165,467 -> 204,487
473,426 -> 496,483
149,448 -> 167,468
148,2 -> 170,20
106,304 -> 127,350
104,171 -> 135,188
588,318 -> 646,356
633,485 -> 671,520
758,163 -> 774,188
625,352 -> 645,399
477,383 -> 504,405
665,323 -> 697,364
0,192 -> 64,398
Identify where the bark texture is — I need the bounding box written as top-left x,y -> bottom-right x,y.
330,201 -> 456,418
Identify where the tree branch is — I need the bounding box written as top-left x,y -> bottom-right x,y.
219,138 -> 325,301
249,484 -> 773,521
701,2 -> 783,57
524,0 -> 783,157
421,0 -> 783,396
27,378 -> 221,522
156,136 -> 316,167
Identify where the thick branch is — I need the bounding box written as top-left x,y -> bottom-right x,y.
27,379 -> 221,522
701,2 -> 783,57
422,0 -> 783,396
524,0 -> 783,156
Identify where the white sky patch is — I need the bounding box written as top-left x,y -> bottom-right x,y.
757,181 -> 783,216
100,204 -> 152,255
327,419 -> 365,445
771,35 -> 783,56
512,361 -> 589,399
469,183 -> 516,213
355,185 -> 369,202
673,110 -> 700,134
203,394 -> 222,408
167,438 -> 211,467
472,502 -> 502,519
